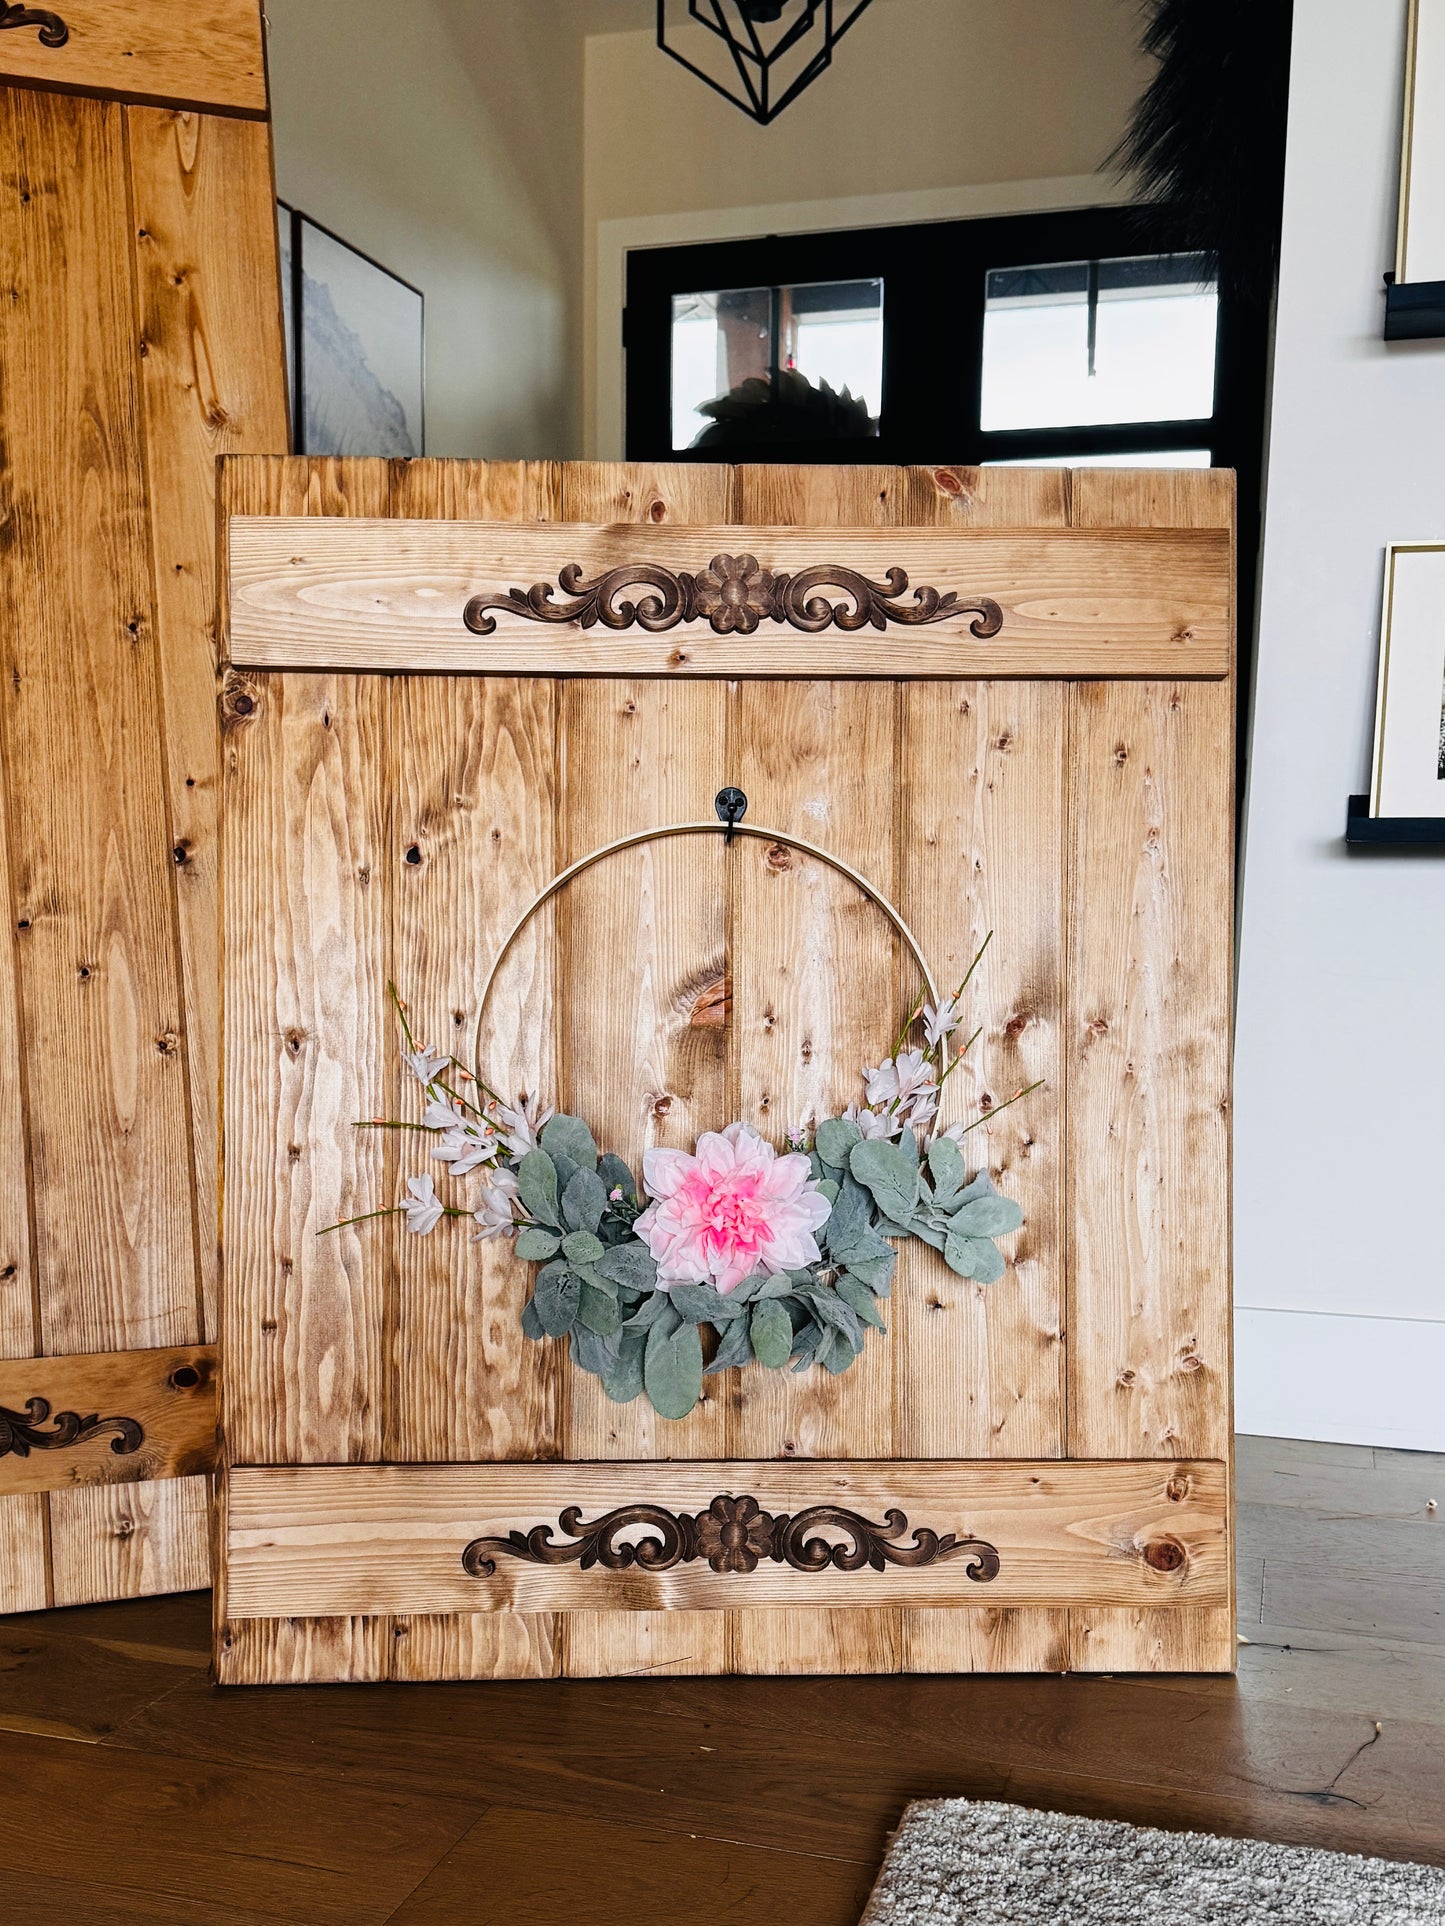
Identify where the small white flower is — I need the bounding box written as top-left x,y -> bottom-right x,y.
422,1098 -> 465,1132
844,1101 -> 903,1141
904,1086 -> 939,1128
494,1092 -> 554,1157
472,1167 -> 520,1240
432,1123 -> 500,1175
922,997 -> 961,1051
863,1048 -> 935,1110
405,1046 -> 450,1089
398,1173 -> 445,1235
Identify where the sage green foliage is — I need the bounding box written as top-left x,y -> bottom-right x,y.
513,1110 -> 1022,1421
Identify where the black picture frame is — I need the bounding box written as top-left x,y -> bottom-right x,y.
277,201 -> 426,459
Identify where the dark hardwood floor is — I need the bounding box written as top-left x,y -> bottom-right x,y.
2,1435 -> 1442,1924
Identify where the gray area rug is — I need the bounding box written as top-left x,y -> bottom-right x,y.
861,1799 -> 1445,1924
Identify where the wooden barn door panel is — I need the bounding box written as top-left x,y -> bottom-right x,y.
0,1 -> 287,1612
216,457 -> 1235,1681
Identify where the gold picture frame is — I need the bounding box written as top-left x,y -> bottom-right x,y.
1370,542 -> 1445,817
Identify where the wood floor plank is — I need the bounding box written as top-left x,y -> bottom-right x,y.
0,1604 -> 202,1742
0,1729 -> 481,1926
389,1807 -> 874,1926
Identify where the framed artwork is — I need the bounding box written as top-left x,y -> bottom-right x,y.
277,202 -> 424,458
1398,0 -> 1445,286
1371,543 -> 1445,817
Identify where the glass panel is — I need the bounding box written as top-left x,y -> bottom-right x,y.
670,278 -> 883,450
981,253 -> 1218,432
993,449 -> 1213,468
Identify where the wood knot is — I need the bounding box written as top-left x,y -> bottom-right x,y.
1165,1473 -> 1191,1503
1004,1010 -> 1032,1043
1117,1367 -> 1136,1387
1086,1016 -> 1109,1040
1114,741 -> 1129,765
667,648 -> 690,667
686,970 -> 730,1029
169,1364 -> 202,1391
648,498 -> 668,523
1177,1350 -> 1203,1374
155,1031 -> 179,1056
933,467 -> 965,497
1143,1538 -> 1186,1574
284,1029 -> 304,1057
222,677 -> 259,726
114,1517 -> 136,1540
650,1093 -> 674,1119
765,844 -> 793,872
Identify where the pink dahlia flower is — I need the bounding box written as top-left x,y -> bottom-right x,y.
635,1122 -> 831,1294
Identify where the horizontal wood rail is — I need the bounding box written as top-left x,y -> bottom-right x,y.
221,1459 -> 1229,1621
0,1345 -> 217,1496
225,519 -> 1232,678
0,1 -> 267,116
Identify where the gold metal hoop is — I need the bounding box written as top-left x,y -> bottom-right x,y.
474,821 -> 939,1085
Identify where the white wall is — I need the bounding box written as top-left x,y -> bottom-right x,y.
1235,0 -> 1445,1451
266,0 -> 582,457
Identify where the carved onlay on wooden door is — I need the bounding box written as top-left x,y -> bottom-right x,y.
216,456 -> 1235,1683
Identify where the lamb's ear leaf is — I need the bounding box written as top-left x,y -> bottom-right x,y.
516,1149 -> 560,1229
520,1295 -> 546,1341
644,1314 -> 703,1420
835,1273 -> 887,1329
951,1195 -> 1023,1238
570,1324 -> 621,1378
749,1296 -> 794,1369
953,1168 -> 998,1208
670,1281 -> 745,1324
602,1330 -> 647,1404
750,1274 -> 796,1300
815,1116 -> 862,1169
549,1149 -> 579,1199
562,1229 -> 605,1266
578,1279 -> 623,1336
849,1139 -> 920,1224
560,1167 -> 608,1235
897,1127 -> 921,1168
596,1241 -> 658,1291
541,1113 -> 599,1172
598,1152 -> 637,1202
533,1260 -> 580,1336
704,1315 -> 755,1375
515,1226 -> 561,1263
926,1134 -> 966,1203
623,1287 -> 672,1330
942,1228 -> 1008,1283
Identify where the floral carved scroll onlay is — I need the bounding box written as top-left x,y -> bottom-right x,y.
0,6 -> 69,47
461,1495 -> 1001,1580
463,553 -> 1005,640
0,1398 -> 143,1461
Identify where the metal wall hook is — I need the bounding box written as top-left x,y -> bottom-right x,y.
715,787 -> 748,846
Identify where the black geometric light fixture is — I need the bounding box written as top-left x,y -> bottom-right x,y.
658,1 -> 877,126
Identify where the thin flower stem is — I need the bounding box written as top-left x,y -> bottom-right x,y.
950,1078 -> 1045,1138
953,931 -> 993,1002
447,1054 -> 506,1109
893,986 -> 927,1057
934,1033 -> 982,1092
432,1075 -> 492,1123
353,1119 -> 432,1132
318,1202 -> 469,1237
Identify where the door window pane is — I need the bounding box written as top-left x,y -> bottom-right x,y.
994,449 -> 1213,468
981,253 -> 1217,431
671,279 -> 883,450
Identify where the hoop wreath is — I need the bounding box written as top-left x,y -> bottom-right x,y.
332,815 -> 1037,1422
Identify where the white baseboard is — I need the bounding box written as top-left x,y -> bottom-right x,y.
1235,1306 -> 1445,1453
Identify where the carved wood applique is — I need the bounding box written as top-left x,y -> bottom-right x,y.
464,554 -> 1004,638
0,1397 -> 143,1461
463,1495 -> 1001,1581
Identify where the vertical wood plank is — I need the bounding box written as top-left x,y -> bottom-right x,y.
128,106 -> 290,1340
557,462 -> 735,1681
0,87 -> 202,1609
0,1495 -> 48,1613
218,458 -> 392,1682
386,457 -> 562,1682
896,467 -> 1068,1675
49,1474 -> 209,1607
728,465 -> 901,1677
0,699 -> 48,1611
1065,468 -> 1235,1675
0,90 -> 199,1353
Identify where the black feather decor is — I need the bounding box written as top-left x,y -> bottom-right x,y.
1112,0 -> 1295,308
